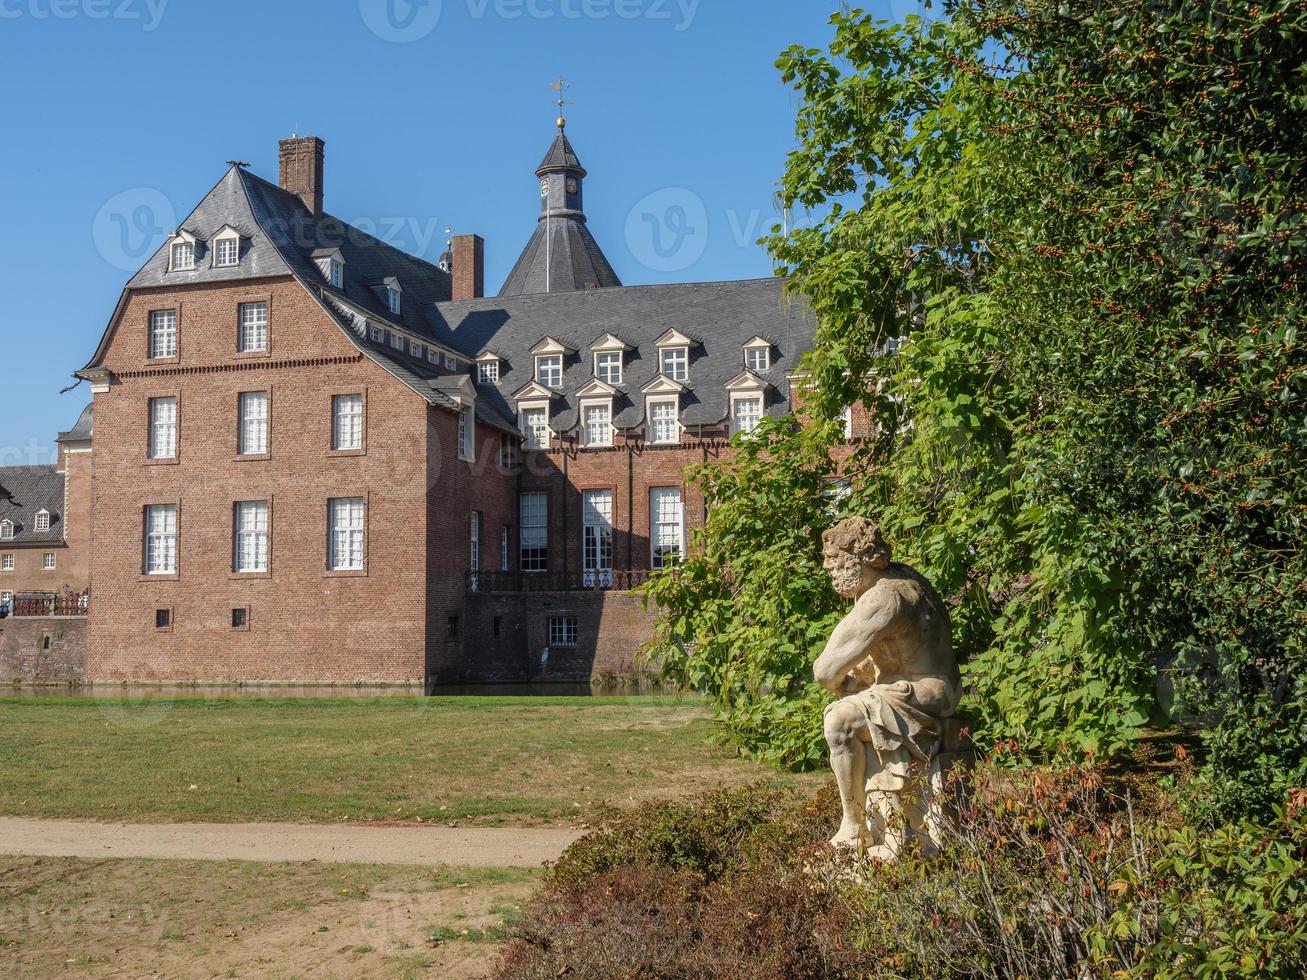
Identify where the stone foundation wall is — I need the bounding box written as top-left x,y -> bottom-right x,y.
0,617 -> 86,686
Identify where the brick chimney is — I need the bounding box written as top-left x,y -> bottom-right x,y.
278,135 -> 325,217
452,234 -> 485,301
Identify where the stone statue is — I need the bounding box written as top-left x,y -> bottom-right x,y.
814,518 -> 963,859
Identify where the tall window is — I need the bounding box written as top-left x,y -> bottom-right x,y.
500,526 -> 510,571
458,405 -> 475,461
649,400 -> 678,445
583,490 -> 614,585
478,361 -> 500,384
470,511 -> 481,572
148,397 -> 177,459
731,396 -> 763,437
239,392 -> 269,455
387,285 -> 402,315
238,302 -> 269,353
170,242 -> 194,271
499,433 -> 519,470
329,259 -> 344,288
521,407 -> 549,450
595,351 -> 622,384
536,355 -> 563,388
149,310 -> 177,359
333,394 -> 363,451
234,501 -> 269,573
519,492 -> 548,573
215,238 -> 239,267
661,347 -> 688,382
328,498 -> 365,571
583,403 -> 612,447
650,488 -> 684,570
144,504 -> 177,575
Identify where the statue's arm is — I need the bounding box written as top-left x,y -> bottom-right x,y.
813,593 -> 902,695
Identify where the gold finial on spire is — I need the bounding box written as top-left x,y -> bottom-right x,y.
549,76 -> 572,131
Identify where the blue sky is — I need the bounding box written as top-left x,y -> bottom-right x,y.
0,0 -> 920,461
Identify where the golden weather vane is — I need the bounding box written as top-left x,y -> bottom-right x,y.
549,76 -> 572,131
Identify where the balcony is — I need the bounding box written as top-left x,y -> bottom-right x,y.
1,592 -> 89,618
466,570 -> 651,594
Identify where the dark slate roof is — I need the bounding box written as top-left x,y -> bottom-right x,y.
537,132 -> 585,175
425,278 -> 816,432
0,465 -> 65,545
498,217 -> 622,297
57,403 -> 93,444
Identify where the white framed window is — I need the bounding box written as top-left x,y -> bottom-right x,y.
387,285 -> 402,315
650,487 -> 684,570
583,490 -> 614,585
0,522 -> 12,541
328,497 -> 365,571
411,341 -> 425,360
234,501 -> 269,573
648,399 -> 679,445
500,525 -> 510,571
0,591 -> 11,607
661,347 -> 688,382
582,403 -> 612,447
842,405 -> 855,441
35,510 -> 51,532
42,553 -> 56,570
444,354 -> 457,370
370,325 -> 383,342
520,406 -> 550,450
519,492 -> 548,572
238,302 -> 269,353
149,310 -> 177,359
170,242 -> 195,271
458,405 -> 475,462
499,433 -> 519,470
329,259 -> 344,288
427,348 -> 440,365
745,347 -> 770,372
389,332 -> 403,350
478,361 -> 500,385
731,396 -> 763,438
594,351 -> 622,385
536,354 -> 563,388
148,397 -> 177,460
1,554 -> 12,570
144,504 -> 178,575
548,617 -> 578,647
215,237 -> 239,267
470,511 -> 481,573
332,394 -> 363,451
239,392 -> 269,456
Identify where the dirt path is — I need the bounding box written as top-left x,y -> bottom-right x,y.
0,817 -> 582,868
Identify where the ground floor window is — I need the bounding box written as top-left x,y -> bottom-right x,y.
583,490 -> 614,585
548,616 -> 578,647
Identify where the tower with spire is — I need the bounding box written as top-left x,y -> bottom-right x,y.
498,84 -> 622,297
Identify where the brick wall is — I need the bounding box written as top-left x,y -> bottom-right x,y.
87,277 -> 436,684
0,544 -> 76,603
462,589 -> 658,682
0,616 -> 86,685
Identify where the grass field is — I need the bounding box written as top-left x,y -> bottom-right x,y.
0,856 -> 537,979
0,694 -> 813,825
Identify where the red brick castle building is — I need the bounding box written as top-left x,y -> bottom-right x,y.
72,127 -> 837,687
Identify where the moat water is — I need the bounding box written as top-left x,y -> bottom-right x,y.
2,681 -> 677,699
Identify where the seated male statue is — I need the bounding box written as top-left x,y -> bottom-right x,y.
813,517 -> 962,858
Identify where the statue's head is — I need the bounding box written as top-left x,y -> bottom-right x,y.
821,518 -> 892,598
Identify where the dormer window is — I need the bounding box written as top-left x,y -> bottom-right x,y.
582,402 -> 613,447
595,352 -> 622,385
215,238 -> 239,267
0,520 -> 13,541
314,248 -> 345,288
725,370 -> 771,439
478,358 -> 500,384
329,260 -> 344,288
743,337 -> 773,373
170,241 -> 195,271
35,511 -> 51,532
444,354 -> 457,371
427,348 -> 440,365
388,285 -> 401,315
655,329 -> 695,383
536,355 -> 562,388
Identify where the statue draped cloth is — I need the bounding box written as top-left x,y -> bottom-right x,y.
825,679 -> 946,792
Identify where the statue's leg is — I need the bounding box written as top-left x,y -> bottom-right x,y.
918,756 -> 947,858
863,747 -> 911,862
824,701 -> 872,847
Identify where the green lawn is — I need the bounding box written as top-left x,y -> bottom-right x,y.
0,694 -> 810,824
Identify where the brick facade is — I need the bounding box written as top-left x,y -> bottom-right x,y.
0,616 -> 85,686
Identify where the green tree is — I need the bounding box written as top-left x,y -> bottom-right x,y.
644,1 -> 1305,818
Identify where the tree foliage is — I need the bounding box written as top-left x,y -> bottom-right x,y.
643,0 -> 1305,818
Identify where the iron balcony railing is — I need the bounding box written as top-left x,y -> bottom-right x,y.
467,569 -> 651,594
